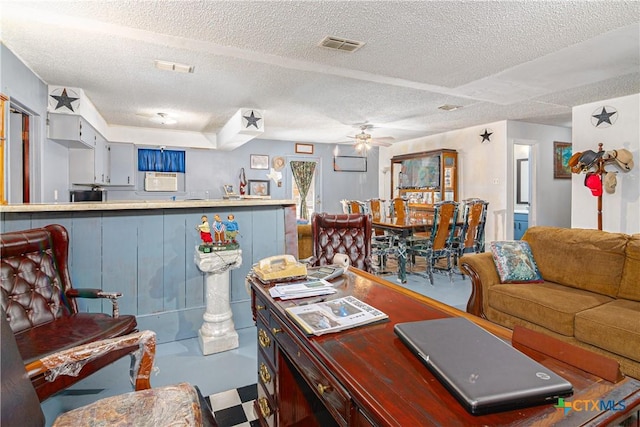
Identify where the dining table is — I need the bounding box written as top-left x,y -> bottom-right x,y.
372,218 -> 432,283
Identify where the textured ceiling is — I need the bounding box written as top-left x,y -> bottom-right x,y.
1,1 -> 639,145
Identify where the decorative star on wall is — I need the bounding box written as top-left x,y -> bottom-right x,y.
49,88 -> 80,112
243,110 -> 262,129
591,106 -> 617,128
480,129 -> 493,143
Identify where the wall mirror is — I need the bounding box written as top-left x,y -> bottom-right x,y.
516,158 -> 530,205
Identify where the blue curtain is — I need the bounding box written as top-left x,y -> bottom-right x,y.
138,149 -> 185,172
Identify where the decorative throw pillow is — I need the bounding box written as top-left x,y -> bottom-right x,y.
490,241 -> 544,283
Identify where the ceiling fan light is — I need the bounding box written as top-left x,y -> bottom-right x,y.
150,112 -> 177,125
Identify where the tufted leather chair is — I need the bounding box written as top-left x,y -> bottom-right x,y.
0,224 -> 146,401
310,213 -> 373,272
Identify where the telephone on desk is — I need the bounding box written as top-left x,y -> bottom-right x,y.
253,255 -> 308,284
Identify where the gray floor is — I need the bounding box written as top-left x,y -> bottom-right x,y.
41,269 -> 471,426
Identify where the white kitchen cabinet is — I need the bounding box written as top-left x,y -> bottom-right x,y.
69,129 -> 109,185
48,113 -> 95,149
108,142 -> 136,186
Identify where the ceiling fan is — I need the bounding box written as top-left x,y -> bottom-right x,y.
136,112 -> 178,125
346,125 -> 394,152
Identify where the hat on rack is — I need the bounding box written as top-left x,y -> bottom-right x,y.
605,149 -> 634,172
584,173 -> 602,196
604,171 -> 617,194
568,151 -> 583,174
576,150 -> 604,172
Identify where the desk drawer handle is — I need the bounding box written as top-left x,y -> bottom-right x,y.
258,329 -> 271,348
316,383 -> 331,395
259,362 -> 272,384
258,397 -> 271,418
256,304 -> 266,310
271,327 -> 282,335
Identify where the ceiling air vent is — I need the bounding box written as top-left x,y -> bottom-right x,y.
319,36 -> 365,52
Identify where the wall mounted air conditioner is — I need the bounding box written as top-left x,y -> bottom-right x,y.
144,172 -> 178,192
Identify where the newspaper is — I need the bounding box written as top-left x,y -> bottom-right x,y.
285,295 -> 389,336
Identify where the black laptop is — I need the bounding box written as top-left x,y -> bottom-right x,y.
394,317 -> 573,415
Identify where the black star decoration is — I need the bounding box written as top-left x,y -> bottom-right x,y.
243,111 -> 261,129
591,107 -> 617,127
50,88 -> 80,112
480,129 -> 493,143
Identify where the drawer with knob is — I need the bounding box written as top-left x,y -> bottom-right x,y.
257,349 -> 275,398
255,383 -> 276,427
271,314 -> 350,425
257,316 -> 276,368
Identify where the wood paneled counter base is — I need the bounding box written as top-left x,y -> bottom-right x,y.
249,269 -> 640,426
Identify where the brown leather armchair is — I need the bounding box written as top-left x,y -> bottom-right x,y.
310,213 -> 373,272
0,224 -> 148,400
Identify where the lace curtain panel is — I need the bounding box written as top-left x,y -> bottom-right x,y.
290,161 -> 316,220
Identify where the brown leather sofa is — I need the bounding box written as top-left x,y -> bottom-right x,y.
460,226 -> 640,380
0,224 -> 151,400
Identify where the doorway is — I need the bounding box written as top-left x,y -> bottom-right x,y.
287,156 -> 322,220
6,105 -> 32,204
512,142 -> 535,239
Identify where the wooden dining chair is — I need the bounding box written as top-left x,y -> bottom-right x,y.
452,199 -> 489,271
369,199 -> 395,274
409,201 -> 459,285
391,197 -> 408,224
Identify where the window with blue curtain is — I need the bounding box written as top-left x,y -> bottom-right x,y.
138,149 -> 185,172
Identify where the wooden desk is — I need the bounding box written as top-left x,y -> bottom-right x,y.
249,268 -> 640,426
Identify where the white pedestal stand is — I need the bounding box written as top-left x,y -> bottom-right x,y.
194,247 -> 242,355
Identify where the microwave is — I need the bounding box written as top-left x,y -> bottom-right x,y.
69,190 -> 107,202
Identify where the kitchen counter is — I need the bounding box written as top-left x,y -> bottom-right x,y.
0,198 -> 296,213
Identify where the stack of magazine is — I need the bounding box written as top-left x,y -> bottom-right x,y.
268,279 -> 337,300
286,295 -> 389,336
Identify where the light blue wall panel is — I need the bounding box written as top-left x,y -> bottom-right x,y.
102,213 -> 139,316
69,214 -> 103,313
1,204 -> 291,343
184,210 -> 207,308
0,213 -> 33,232
136,211 -> 165,314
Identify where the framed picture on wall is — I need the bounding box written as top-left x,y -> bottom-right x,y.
295,143 -> 314,154
248,180 -> 270,196
553,141 -> 572,179
250,154 -> 269,170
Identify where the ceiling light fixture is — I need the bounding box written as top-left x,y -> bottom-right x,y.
438,104 -> 463,111
150,112 -> 177,125
153,59 -> 195,74
354,130 -> 372,152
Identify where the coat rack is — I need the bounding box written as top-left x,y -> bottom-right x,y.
571,142 -> 635,231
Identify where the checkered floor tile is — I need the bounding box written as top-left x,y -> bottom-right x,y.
207,384 -> 259,427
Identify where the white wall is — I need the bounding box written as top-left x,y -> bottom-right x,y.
571,94 -> 639,233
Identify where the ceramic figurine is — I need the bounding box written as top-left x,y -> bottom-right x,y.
224,214 -> 239,243
212,214 -> 226,244
197,215 -> 213,245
